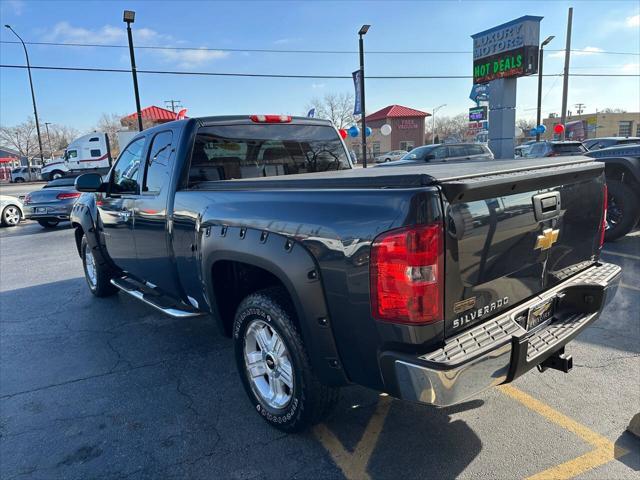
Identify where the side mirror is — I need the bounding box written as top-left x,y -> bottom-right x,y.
75,173 -> 105,192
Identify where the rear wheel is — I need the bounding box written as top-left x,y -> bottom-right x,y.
81,236 -> 118,297
14,178 -> 24,183
233,287 -> 339,432
385,158 -> 391,162
605,180 -> 640,242
1,205 -> 21,227
38,219 -> 59,229
51,170 -> 64,180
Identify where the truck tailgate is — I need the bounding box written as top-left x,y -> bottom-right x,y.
441,159 -> 606,337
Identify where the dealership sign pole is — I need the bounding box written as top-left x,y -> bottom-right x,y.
472,16 -> 542,159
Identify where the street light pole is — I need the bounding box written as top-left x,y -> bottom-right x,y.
432,104 -> 446,144
358,24 -> 370,168
5,24 -> 45,173
44,122 -> 53,161
123,10 -> 143,132
536,35 -> 555,142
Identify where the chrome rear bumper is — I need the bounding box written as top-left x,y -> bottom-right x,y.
379,262 -> 621,407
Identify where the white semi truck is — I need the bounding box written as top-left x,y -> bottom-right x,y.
41,131 -> 137,180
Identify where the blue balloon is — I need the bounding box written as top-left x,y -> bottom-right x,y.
536,124 -> 546,134
348,126 -> 359,137
365,127 -> 372,137
529,128 -> 538,137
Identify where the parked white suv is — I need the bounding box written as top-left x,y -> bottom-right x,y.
11,167 -> 42,183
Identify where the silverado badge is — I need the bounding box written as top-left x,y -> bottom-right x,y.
535,228 -> 559,251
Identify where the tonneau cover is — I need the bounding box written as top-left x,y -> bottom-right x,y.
194,156 -> 604,203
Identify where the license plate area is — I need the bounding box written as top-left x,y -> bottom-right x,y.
527,297 -> 555,330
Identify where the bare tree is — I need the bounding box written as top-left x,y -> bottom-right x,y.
306,93 -> 356,130
516,118 -> 536,136
425,113 -> 469,142
0,118 -> 41,178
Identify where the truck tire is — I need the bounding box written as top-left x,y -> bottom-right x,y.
81,235 -> 118,297
38,219 -> 59,228
51,170 -> 64,180
605,180 -> 640,242
233,287 -> 339,432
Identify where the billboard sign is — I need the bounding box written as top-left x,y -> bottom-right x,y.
471,16 -> 542,84
469,106 -> 488,122
469,83 -> 489,102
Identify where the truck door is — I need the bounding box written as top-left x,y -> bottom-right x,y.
98,136 -> 146,275
132,130 -> 181,294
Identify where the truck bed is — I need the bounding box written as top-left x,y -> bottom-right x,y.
192,156 -> 603,203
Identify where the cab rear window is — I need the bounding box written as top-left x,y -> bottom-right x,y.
553,143 -> 587,154
187,124 -> 349,188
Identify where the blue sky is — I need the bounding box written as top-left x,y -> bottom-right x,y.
1,0 -> 638,132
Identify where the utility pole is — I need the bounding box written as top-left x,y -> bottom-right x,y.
164,99 -> 183,113
44,122 -> 53,161
358,25 -> 370,168
560,7 -> 573,140
5,24 -> 45,177
574,103 -> 586,115
123,10 -> 143,132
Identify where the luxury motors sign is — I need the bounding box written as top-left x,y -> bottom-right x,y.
472,16 -> 542,84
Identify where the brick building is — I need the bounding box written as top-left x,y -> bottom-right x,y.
542,111 -> 640,141
346,105 -> 430,158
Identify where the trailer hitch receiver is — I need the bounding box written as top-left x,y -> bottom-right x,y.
537,347 -> 573,373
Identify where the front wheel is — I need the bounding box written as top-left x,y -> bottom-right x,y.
51,171 -> 64,180
605,180 -> 640,242
233,287 -> 339,432
1,205 -> 22,227
81,235 -> 118,297
384,158 -> 391,162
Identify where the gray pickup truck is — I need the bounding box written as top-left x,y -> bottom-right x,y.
71,115 -> 621,431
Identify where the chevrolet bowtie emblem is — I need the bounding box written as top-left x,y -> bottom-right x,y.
535,228 -> 559,251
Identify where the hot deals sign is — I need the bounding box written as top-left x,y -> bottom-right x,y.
472,16 -> 542,85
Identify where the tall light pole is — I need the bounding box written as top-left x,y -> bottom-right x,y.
5,24 -> 45,174
560,7 -> 573,140
44,122 -> 53,161
123,10 -> 143,132
432,104 -> 446,144
358,24 -> 370,168
536,35 -> 555,142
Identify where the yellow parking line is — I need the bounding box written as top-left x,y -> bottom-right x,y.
314,396 -> 392,480
500,384 -> 628,479
620,282 -> 640,292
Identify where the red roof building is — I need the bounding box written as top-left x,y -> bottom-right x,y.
120,106 -> 183,128
364,105 -> 430,123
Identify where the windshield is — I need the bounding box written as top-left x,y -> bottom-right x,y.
188,124 -> 350,187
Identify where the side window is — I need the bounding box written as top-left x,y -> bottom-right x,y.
529,143 -> 544,156
67,150 -> 78,159
143,131 -> 173,195
111,137 -> 145,194
89,137 -> 99,142
90,149 -> 101,157
432,147 -> 446,159
469,145 -> 485,156
448,146 -> 467,158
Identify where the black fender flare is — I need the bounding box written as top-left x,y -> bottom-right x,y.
201,225 -> 349,387
70,195 -> 109,261
599,156 -> 640,185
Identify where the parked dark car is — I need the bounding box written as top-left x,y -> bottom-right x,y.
376,143 -> 493,167
24,176 -> 81,228
70,115 -> 620,432
583,137 -> 640,151
525,141 -> 587,158
587,144 -> 640,241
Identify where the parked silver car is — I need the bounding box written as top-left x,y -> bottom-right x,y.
377,143 -> 493,167
0,195 -> 24,227
23,177 -> 81,228
374,150 -> 408,163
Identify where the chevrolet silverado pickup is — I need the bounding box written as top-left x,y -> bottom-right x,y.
71,115 -> 621,432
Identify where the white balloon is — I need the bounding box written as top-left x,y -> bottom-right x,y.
380,124 -> 392,136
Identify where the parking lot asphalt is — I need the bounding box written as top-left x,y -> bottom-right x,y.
1,221 -> 638,480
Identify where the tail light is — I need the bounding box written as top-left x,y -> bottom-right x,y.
250,114 -> 292,123
599,183 -> 608,248
56,192 -> 81,200
370,223 -> 443,325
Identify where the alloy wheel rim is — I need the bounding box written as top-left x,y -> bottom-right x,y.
244,319 -> 294,409
4,207 -> 20,225
84,248 -> 97,287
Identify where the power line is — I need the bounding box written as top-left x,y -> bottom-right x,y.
1,64 -> 638,79
1,39 -> 639,56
